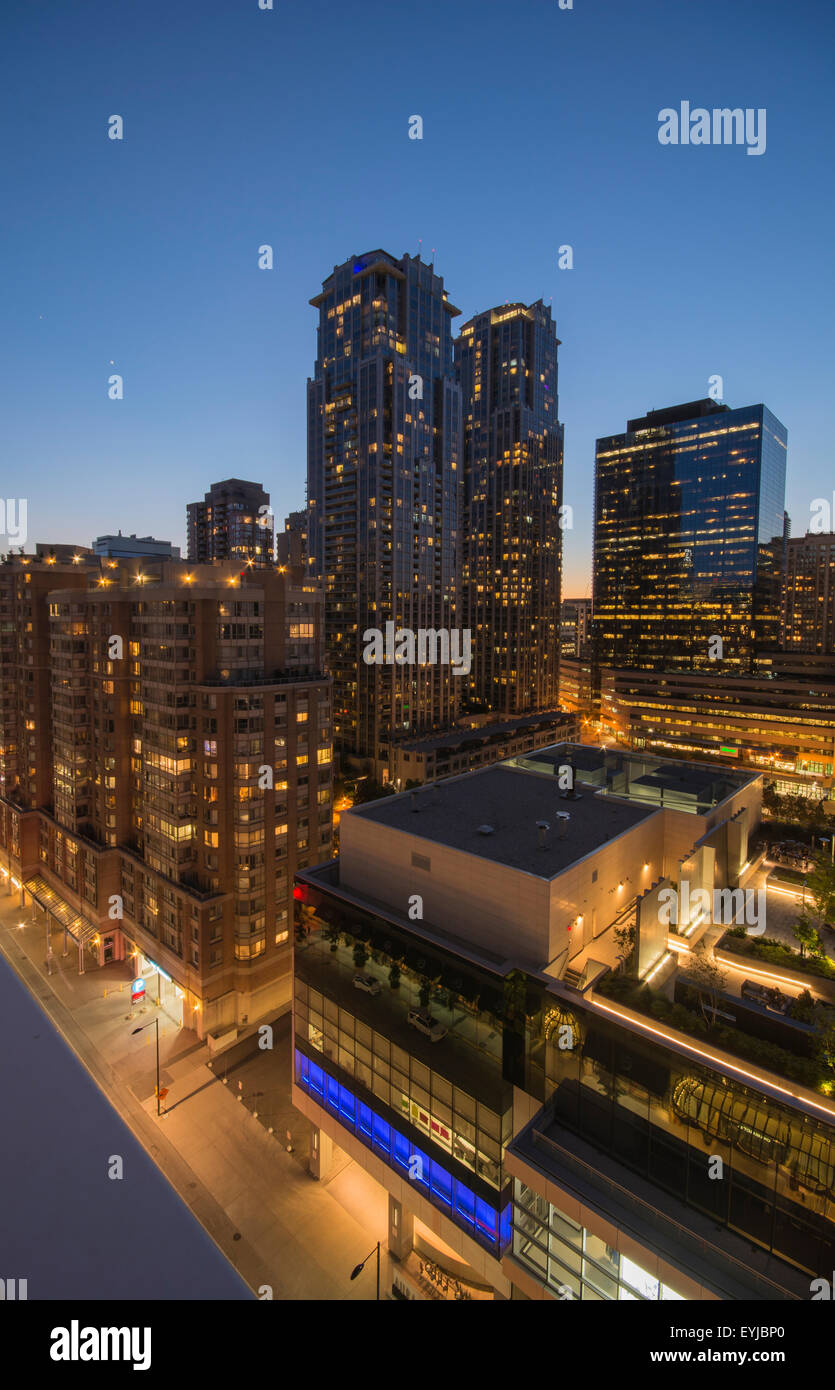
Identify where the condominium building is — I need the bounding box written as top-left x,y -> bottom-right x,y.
456,302 -> 564,714
294,746 -> 830,1300
0,547 -> 95,811
560,598 -> 592,659
781,532 -> 835,656
593,400 -> 787,672
307,250 -> 463,760
0,551 -> 332,1037
276,510 -> 308,570
186,478 -> 274,567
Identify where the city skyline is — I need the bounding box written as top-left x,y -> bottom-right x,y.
2,0 -> 834,1327
3,0 -> 834,594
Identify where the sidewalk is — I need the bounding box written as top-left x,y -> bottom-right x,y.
0,892 -> 394,1300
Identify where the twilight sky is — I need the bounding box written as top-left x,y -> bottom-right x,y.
2,0 -> 833,594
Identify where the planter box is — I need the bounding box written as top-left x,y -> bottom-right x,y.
715,935 -> 835,1005
207,1024 -> 239,1054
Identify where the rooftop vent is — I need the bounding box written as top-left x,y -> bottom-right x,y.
476,824 -> 495,836
556,811 -> 571,839
536,820 -> 550,849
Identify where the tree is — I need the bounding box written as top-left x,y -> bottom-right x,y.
793,911 -> 823,960
352,778 -> 396,806
352,940 -> 368,970
807,854 -> 835,930
814,1015 -> 835,1075
762,782 -> 782,817
789,988 -> 816,1024
418,971 -> 442,1009
614,923 -> 636,973
687,942 -> 728,1027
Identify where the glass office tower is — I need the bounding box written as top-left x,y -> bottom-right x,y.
456,302 -> 564,714
593,400 -> 787,672
307,251 -> 462,759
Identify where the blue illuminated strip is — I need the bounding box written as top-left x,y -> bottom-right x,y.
295,1048 -> 510,1256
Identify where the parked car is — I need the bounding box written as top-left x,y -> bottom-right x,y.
407,1008 -> 447,1042
353,972 -> 381,996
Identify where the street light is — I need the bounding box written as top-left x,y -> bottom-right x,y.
349,1241 -> 381,1300
132,1017 -> 162,1116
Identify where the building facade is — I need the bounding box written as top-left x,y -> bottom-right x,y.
593,400 -> 787,673
455,302 -> 564,714
0,551 -> 332,1037
560,597 -> 592,658
376,710 -> 578,787
781,532 -> 835,656
0,549 -> 94,812
600,665 -> 835,801
307,250 -> 463,761
186,478 -> 274,567
293,747 -> 830,1300
93,533 -> 181,560
557,656 -> 596,718
276,510 -> 309,570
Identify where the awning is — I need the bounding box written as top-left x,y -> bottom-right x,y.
25,876 -> 99,946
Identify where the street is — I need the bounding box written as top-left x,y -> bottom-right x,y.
0,888 -> 398,1300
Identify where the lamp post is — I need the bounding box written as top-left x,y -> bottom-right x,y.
132,1017 -> 161,1116
349,1241 -> 381,1301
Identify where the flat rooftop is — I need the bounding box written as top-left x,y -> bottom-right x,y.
631,768 -> 718,796
511,743 -> 755,809
351,763 -> 655,879
390,710 -> 569,754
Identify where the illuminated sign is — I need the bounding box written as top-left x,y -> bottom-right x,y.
131,978 -> 146,1003
720,746 -> 739,755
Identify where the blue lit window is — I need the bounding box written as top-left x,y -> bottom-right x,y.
339,1084 -> 356,1125
294,1050 -> 506,1256
454,1182 -> 475,1229
308,1059 -> 324,1099
475,1197 -> 498,1242
392,1130 -> 411,1172
500,1203 -> 512,1248
430,1163 -> 452,1210
372,1114 -> 391,1158
326,1074 -> 339,1114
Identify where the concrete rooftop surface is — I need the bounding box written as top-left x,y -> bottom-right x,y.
350,763 -> 655,878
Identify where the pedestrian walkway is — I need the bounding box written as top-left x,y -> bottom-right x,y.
0,892 -> 394,1300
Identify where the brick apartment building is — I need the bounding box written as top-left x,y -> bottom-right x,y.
0,548 -> 332,1039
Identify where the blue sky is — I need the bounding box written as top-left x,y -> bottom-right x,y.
2,0 -> 833,592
